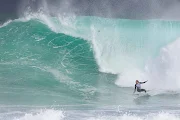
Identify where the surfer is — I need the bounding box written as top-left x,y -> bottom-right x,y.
133,80 -> 148,93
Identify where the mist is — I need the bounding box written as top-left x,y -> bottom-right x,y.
18,0 -> 180,20
1,0 -> 180,23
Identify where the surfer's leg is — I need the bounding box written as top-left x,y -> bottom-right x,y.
137,89 -> 141,92
140,89 -> 146,93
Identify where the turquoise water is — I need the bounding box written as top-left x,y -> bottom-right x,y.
1,16 -> 180,120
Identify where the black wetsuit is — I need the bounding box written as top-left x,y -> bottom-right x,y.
134,81 -> 147,93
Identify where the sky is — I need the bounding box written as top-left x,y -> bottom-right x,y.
0,0 -> 20,22
0,0 -> 180,23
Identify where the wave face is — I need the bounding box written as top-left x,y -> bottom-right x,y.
1,15 -> 180,119
0,18 -> 102,106
31,15 -> 180,89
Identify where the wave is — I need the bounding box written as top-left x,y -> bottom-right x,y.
10,109 -> 180,120
13,109 -> 64,120
0,18 -> 101,105
87,112 -> 180,120
1,14 -> 180,106
27,14 -> 180,90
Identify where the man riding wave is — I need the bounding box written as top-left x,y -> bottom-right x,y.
134,80 -> 148,93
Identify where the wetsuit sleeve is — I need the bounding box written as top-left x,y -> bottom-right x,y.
134,84 -> 136,93
140,81 -> 147,84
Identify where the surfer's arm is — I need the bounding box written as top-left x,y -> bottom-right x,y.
133,85 -> 136,93
140,80 -> 148,84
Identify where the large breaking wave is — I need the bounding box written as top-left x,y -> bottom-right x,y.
1,15 -> 180,106
20,14 -> 180,90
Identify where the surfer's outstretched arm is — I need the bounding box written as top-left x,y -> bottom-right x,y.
140,80 -> 148,84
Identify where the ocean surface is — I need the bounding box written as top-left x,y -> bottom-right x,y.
1,15 -> 180,120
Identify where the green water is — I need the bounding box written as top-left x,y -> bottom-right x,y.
1,16 -> 180,120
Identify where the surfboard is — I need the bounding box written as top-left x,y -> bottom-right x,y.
134,91 -> 150,97
134,93 -> 151,100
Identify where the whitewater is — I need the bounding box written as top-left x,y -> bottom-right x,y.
1,12 -> 180,120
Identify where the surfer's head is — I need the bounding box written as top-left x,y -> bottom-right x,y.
136,80 -> 139,84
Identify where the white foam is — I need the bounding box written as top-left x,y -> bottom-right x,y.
144,38 -> 180,90
87,112 -> 179,120
14,109 -> 65,120
0,20 -> 13,28
90,25 -> 128,74
116,38 -> 180,91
